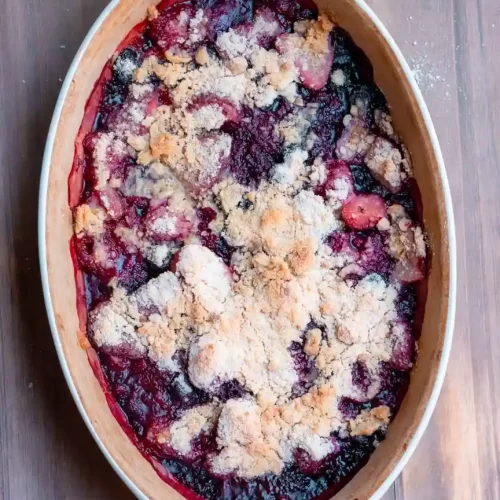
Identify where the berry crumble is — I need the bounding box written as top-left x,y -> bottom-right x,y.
69,0 -> 428,498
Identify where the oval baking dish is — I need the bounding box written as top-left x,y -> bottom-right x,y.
39,0 -> 456,498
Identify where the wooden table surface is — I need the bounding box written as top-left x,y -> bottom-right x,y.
0,0 -> 499,498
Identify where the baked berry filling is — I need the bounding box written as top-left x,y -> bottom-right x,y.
69,1 -> 428,498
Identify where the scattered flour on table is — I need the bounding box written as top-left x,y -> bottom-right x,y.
408,53 -> 447,93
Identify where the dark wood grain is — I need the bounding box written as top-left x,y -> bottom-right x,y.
0,0 -> 498,498
0,1 -> 132,498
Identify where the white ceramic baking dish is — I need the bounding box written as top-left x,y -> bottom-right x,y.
39,1 -> 456,498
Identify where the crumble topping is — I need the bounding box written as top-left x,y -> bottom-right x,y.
211,384 -> 339,478
271,148 -> 308,187
170,60 -> 249,105
90,288 -> 143,350
374,109 -> 395,138
177,244 -> 232,316
331,68 -> 345,86
160,404 -> 221,455
89,233 -> 405,474
290,15 -> 333,55
224,183 -> 337,257
167,133 -> 232,198
309,158 -> 328,186
304,328 -> 322,356
194,46 -> 210,65
89,273 -> 183,365
114,56 -> 139,83
384,204 -> 427,261
365,137 -> 405,193
336,116 -> 375,161
217,8 -> 282,60
134,16 -> 335,112
215,178 -> 248,213
349,406 -> 391,436
74,3 -> 428,482
74,204 -> 106,235
143,242 -> 179,267
326,176 -> 352,209
91,133 -> 129,188
276,103 -> 318,147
